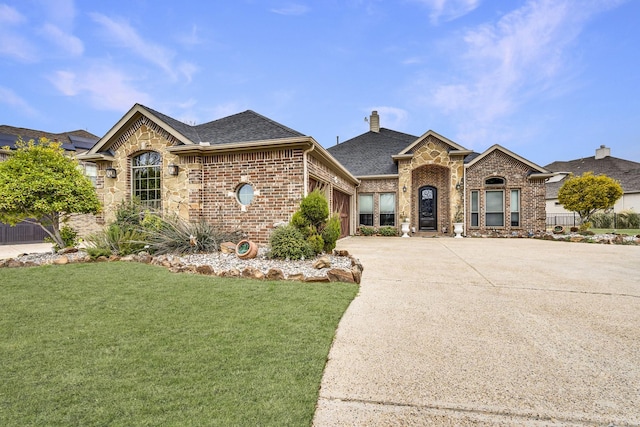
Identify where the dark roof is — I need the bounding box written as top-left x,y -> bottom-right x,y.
327,128 -> 417,176
142,105 -> 305,145
0,125 -> 99,152
545,155 -> 640,198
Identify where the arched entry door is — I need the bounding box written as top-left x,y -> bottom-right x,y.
419,186 -> 437,230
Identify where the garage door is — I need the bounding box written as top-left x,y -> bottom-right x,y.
0,220 -> 52,245
332,189 -> 350,238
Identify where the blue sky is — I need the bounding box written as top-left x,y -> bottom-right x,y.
1,0 -> 638,166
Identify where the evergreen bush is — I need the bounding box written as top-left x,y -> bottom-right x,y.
269,225 -> 313,260
321,214 -> 341,252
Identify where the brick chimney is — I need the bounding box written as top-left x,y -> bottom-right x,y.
595,145 -> 610,160
369,110 -> 380,133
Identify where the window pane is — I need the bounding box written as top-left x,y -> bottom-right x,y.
471,212 -> 479,227
510,190 -> 519,212
380,214 -> 395,226
237,184 -> 254,205
379,193 -> 395,214
486,212 -> 504,226
359,195 -> 373,214
486,191 -> 503,212
359,214 -> 373,226
471,191 -> 478,211
485,177 -> 505,185
511,212 -> 520,227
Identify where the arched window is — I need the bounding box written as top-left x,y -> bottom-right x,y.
485,177 -> 505,185
132,151 -> 162,209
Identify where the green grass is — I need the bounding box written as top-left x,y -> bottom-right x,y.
0,262 -> 358,426
590,228 -> 640,235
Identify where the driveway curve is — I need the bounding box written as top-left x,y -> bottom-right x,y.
314,237 -> 640,426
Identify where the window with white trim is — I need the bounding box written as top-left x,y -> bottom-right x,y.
510,189 -> 520,227
470,190 -> 479,227
132,151 -> 161,209
358,194 -> 373,226
485,190 -> 504,227
379,193 -> 396,226
237,183 -> 254,205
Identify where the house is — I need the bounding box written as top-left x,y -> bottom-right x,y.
78,106 -> 552,240
0,126 -> 100,245
545,145 -> 640,214
328,111 -> 553,236
77,104 -> 359,243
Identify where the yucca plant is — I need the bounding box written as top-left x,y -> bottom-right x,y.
145,217 -> 244,255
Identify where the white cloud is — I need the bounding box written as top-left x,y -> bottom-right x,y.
422,0 -> 624,146
0,86 -> 38,116
271,3 -> 310,16
41,23 -> 84,56
49,64 -> 151,111
89,13 -> 181,80
369,106 -> 409,129
0,4 -> 25,24
177,61 -> 199,83
0,4 -> 37,61
413,0 -> 480,24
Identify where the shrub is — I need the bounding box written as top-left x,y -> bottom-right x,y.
269,225 -> 313,260
114,199 -> 145,228
46,224 -> 78,250
359,226 -> 376,236
321,214 -> 341,252
290,210 -> 310,231
86,247 -> 112,259
308,234 -> 325,254
618,210 -> 640,229
590,212 -> 612,228
145,217 -> 244,255
299,190 -> 329,227
378,226 -> 398,237
85,224 -> 147,256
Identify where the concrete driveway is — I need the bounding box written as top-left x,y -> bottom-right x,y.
314,237 -> 640,426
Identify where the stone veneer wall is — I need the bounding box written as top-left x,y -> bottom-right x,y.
199,148 -> 306,244
466,150 -> 546,234
357,178 -> 398,228
97,123 -> 188,225
397,135 -> 465,234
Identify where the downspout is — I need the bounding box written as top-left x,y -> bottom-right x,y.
463,165 -> 467,237
303,142 -> 315,197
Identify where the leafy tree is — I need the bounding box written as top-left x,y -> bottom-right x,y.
557,172 -> 623,225
0,138 -> 101,248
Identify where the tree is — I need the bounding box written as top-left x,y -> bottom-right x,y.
557,172 -> 623,225
0,138 -> 101,248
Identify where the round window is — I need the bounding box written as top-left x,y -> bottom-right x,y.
237,184 -> 254,205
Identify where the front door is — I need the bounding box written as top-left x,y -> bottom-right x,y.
419,186 -> 437,230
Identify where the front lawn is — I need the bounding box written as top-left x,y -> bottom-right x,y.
0,262 -> 358,426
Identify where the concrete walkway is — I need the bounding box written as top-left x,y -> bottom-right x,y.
0,243 -> 53,259
314,237 -> 640,426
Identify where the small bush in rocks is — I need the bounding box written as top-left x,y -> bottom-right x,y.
269,225 -> 313,260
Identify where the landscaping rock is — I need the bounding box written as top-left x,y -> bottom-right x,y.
220,268 -> 240,278
266,268 -> 285,281
334,249 -> 350,257
53,256 -> 69,265
313,255 -> 331,269
220,242 -> 236,254
288,273 -> 305,282
195,265 -> 215,275
305,275 -> 331,283
327,268 -> 356,283
351,266 -> 362,284
570,236 -> 585,243
120,255 -> 136,262
58,247 -> 78,254
242,266 -> 265,280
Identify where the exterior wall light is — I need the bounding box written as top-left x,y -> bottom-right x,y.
168,163 -> 179,176
105,167 -> 117,179
402,185 -> 407,192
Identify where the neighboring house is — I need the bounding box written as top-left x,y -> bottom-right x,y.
545,145 -> 640,214
328,111 -> 553,236
0,126 -> 101,245
77,104 -> 359,243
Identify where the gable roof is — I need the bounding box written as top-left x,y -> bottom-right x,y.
86,103 -> 305,157
326,128 -> 418,176
466,144 -> 552,178
545,155 -> 640,198
398,129 -> 469,155
0,125 -> 99,152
